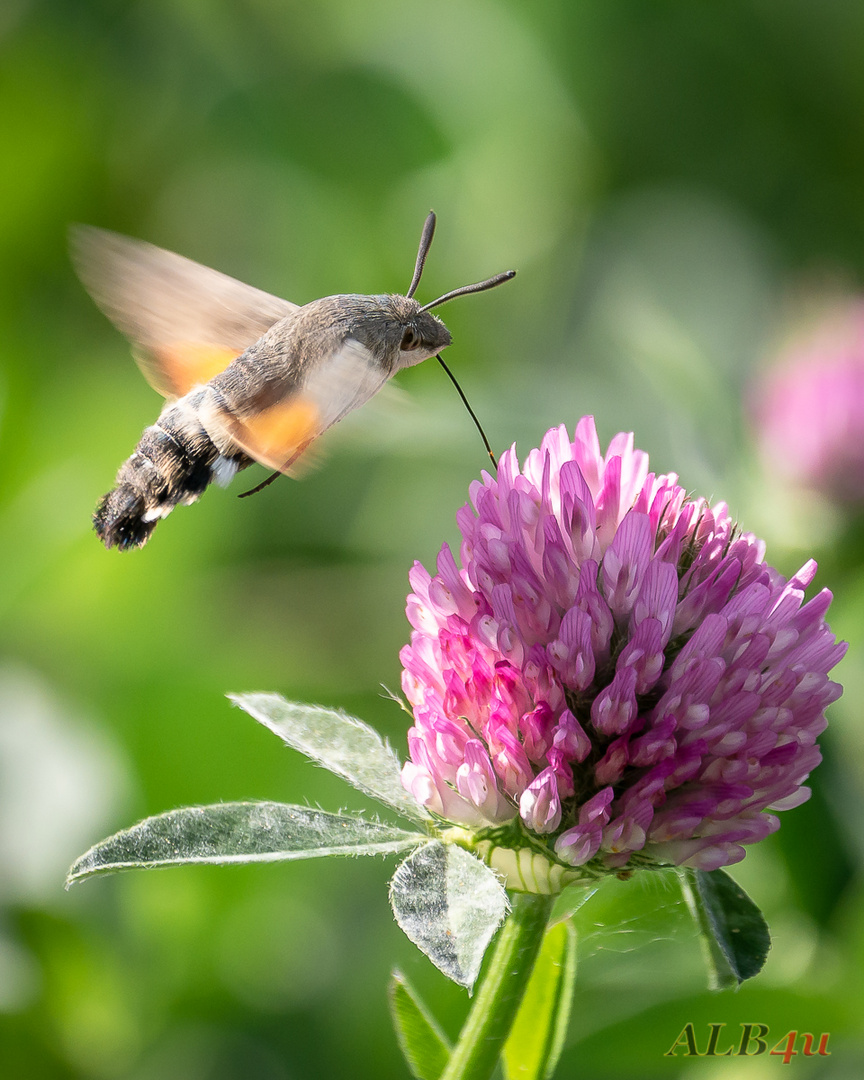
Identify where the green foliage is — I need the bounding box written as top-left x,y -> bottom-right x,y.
679,868 -> 771,990
389,843 -> 508,991
67,802 -> 425,884
388,971 -> 453,1080
231,694 -> 431,823
503,920 -> 577,1080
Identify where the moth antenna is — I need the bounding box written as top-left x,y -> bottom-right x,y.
407,211 -> 437,299
420,270 -> 515,312
436,353 -> 497,471
238,470 -> 281,498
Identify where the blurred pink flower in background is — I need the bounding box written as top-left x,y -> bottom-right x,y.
400,418 -> 845,877
751,300 -> 864,503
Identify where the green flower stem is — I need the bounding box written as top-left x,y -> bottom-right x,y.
440,891 -> 555,1080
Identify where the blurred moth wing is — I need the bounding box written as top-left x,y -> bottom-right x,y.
205,334 -> 391,474
70,225 -> 298,398
71,227 -> 391,477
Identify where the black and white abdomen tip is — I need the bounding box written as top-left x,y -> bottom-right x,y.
93,391 -> 245,549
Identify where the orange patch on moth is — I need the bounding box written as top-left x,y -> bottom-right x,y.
155,342 -> 240,395
240,396 -> 322,465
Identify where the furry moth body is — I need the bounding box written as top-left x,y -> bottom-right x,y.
73,213 -> 514,549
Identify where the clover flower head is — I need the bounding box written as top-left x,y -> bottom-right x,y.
752,299 -> 864,503
400,417 -> 845,879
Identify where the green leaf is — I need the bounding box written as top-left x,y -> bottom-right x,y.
66,802 -> 425,886
231,693 -> 430,823
389,842 -> 509,991
679,867 -> 771,989
548,882 -> 597,928
388,970 -> 452,1080
503,919 -> 576,1080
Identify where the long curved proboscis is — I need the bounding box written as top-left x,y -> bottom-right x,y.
436,353 -> 497,472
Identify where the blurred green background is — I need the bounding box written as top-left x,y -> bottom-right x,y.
2,1 -> 864,1077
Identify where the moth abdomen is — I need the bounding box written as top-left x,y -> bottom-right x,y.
93,395 -> 243,550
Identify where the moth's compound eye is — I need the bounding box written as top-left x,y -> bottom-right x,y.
401,328 -> 420,351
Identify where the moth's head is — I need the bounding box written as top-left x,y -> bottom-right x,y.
337,293 -> 450,370
391,296 -> 452,369
341,211 -> 514,372
394,209 -> 514,370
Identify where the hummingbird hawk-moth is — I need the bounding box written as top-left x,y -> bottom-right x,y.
72,212 -> 515,549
